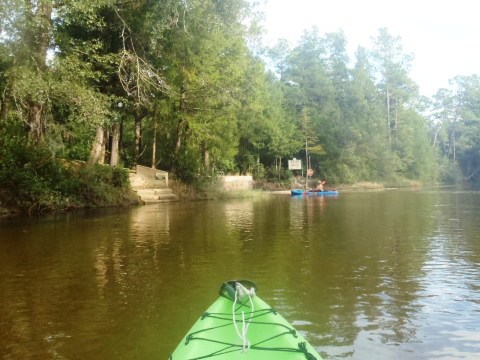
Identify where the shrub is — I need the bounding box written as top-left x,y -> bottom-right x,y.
0,137 -> 134,214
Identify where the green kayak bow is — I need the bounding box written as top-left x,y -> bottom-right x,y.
169,280 -> 323,359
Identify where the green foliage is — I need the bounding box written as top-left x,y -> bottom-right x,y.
0,138 -> 75,212
3,0 -> 479,208
251,162 -> 266,180
73,165 -> 131,205
265,165 -> 292,182
172,146 -> 203,184
0,136 -> 133,214
432,75 -> 480,185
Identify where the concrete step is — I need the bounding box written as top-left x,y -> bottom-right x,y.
142,198 -> 178,204
129,171 -> 167,190
135,188 -> 178,204
136,189 -> 156,196
136,188 -> 176,196
130,170 -> 178,204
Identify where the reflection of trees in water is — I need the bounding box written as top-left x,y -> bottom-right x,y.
0,212 -> 134,359
414,192 -> 480,358
2,192 -> 480,359
308,191 -> 480,358
293,191 -> 438,357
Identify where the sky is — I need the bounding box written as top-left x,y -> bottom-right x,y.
258,0 -> 480,97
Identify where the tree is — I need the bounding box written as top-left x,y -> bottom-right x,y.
370,28 -> 417,144
281,28 -> 341,180
336,46 -> 391,181
156,0 -> 260,179
434,75 -> 480,184
0,0 -> 53,143
55,0 -> 177,167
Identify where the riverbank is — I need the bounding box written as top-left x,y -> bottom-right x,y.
261,180 -> 424,194
0,161 -> 140,218
0,195 -> 140,219
171,179 -> 424,201
0,172 -> 426,218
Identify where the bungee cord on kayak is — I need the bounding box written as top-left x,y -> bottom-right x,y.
170,280 -> 321,359
232,281 -> 256,352
179,308 -> 318,359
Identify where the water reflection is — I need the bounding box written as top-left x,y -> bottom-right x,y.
414,192 -> 480,360
1,191 -> 480,359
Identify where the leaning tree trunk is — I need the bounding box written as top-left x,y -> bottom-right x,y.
87,126 -> 105,168
175,118 -> 184,155
133,107 -> 147,166
28,101 -> 43,143
110,122 -> 121,167
151,117 -> 157,168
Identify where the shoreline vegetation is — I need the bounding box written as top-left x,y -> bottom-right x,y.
0,163 -> 431,219
0,159 -> 140,218
2,0 -> 479,222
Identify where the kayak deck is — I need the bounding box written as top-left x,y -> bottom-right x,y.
170,281 -> 322,359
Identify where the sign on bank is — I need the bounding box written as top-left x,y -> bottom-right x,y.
288,158 -> 302,170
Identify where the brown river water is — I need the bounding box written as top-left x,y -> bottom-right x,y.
1,190 -> 480,359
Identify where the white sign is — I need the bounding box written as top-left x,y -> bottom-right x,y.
288,158 -> 302,170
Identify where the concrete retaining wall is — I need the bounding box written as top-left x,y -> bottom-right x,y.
219,175 -> 253,190
135,165 -> 168,188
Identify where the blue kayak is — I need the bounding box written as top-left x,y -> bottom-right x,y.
291,189 -> 339,196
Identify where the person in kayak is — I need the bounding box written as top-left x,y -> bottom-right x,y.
314,180 -> 326,192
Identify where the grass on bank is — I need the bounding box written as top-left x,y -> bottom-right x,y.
168,177 -> 429,201
170,178 -> 268,201
338,180 -> 423,190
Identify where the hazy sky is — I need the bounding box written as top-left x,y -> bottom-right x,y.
259,0 -> 480,97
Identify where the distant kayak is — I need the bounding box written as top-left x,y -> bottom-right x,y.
291,189 -> 339,196
169,280 -> 323,359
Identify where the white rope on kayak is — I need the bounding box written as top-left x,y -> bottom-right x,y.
232,281 -> 256,352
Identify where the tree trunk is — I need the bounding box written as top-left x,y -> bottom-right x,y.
386,81 -> 391,144
35,0 -> 53,70
110,123 -> 121,167
134,107 -> 146,166
175,89 -> 187,155
394,99 -> 398,141
99,129 -> 107,164
135,116 -> 141,164
175,118 -> 184,155
201,141 -> 209,170
432,126 -> 441,146
452,128 -> 456,165
28,102 -> 43,143
151,118 -> 157,168
204,149 -> 209,170
88,126 -> 105,168
277,156 -> 282,180
0,86 -> 10,122
27,0 -> 53,143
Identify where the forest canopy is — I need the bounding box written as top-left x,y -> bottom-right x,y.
1,0 -> 480,210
